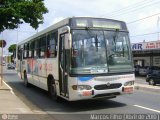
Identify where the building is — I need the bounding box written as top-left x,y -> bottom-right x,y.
132,40 -> 160,67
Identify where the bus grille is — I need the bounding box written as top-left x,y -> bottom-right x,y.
94,83 -> 122,90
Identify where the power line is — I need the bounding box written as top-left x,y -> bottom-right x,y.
100,0 -> 160,18
100,0 -> 148,17
112,0 -> 160,17
130,32 -> 159,37
17,31 -> 36,33
127,12 -> 160,24
108,0 -> 160,18
5,29 -> 37,33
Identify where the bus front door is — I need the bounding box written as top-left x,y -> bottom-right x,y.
59,34 -> 69,97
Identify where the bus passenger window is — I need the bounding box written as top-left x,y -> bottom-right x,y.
45,47 -> 51,58
23,44 -> 27,59
31,41 -> 35,58
26,43 -> 30,58
39,36 -> 46,58
34,40 -> 39,58
47,32 -> 58,58
40,48 -> 45,57
28,42 -> 32,58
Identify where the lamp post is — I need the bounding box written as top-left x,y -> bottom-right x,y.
1,40 -> 3,86
157,16 -> 160,41
0,32 -> 3,86
0,40 -> 6,86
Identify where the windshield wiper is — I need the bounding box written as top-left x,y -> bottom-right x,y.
113,29 -> 120,52
85,26 -> 93,36
113,29 -> 119,44
85,27 -> 100,51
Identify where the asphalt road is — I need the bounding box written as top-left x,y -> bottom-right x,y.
2,69 -> 160,120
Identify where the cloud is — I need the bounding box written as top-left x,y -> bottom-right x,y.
127,8 -> 160,43
1,0 -> 160,54
49,17 -> 65,26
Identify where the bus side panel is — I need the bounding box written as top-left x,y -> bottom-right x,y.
19,57 -> 59,91
31,57 -> 59,91
21,60 -> 27,80
36,58 -> 47,90
68,77 -> 78,100
46,58 -> 59,90
24,59 -> 34,85
16,60 -> 21,78
31,58 -> 41,87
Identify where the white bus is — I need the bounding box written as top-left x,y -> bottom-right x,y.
16,17 -> 135,101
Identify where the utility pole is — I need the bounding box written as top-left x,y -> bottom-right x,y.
0,32 -> 3,86
157,16 -> 160,41
0,32 -> 2,86
1,38 -> 3,86
0,32 -> 6,86
15,25 -> 19,64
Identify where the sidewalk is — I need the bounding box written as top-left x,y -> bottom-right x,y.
135,77 -> 160,93
0,80 -> 32,114
134,83 -> 160,93
0,80 -> 54,120
0,81 -> 10,91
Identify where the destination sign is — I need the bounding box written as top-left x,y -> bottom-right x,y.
72,18 -> 126,30
92,20 -> 121,29
75,19 -> 88,27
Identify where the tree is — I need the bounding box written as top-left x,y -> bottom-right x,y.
8,44 -> 16,62
0,0 -> 48,32
8,44 -> 16,53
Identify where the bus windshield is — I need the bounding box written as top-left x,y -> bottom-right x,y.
71,29 -> 133,74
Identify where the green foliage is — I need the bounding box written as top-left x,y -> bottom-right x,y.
8,44 -> 16,53
0,0 -> 48,32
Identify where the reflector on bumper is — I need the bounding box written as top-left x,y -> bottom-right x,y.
82,91 -> 92,96
122,87 -> 134,93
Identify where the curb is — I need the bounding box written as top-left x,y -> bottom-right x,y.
134,84 -> 160,93
0,80 -> 14,94
0,83 -> 10,90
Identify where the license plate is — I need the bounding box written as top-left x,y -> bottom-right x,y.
82,91 -> 92,96
123,87 -> 134,93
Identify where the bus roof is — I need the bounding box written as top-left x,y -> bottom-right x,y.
18,17 -> 70,45
17,17 -> 127,45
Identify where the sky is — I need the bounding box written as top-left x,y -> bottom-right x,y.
1,0 -> 160,54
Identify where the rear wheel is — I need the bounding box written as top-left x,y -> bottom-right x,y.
24,71 -> 30,87
149,79 -> 155,85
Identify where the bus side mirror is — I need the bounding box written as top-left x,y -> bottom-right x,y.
64,33 -> 71,50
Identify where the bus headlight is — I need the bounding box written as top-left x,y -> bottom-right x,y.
72,85 -> 92,90
124,81 -> 134,86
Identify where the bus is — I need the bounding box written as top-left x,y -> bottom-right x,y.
16,17 -> 135,101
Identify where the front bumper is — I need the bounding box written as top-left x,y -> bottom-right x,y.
69,86 -> 134,101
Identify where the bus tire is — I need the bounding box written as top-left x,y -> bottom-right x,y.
48,77 -> 60,101
24,71 -> 30,87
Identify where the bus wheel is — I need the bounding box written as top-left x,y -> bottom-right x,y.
24,72 -> 30,87
48,78 -> 59,101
